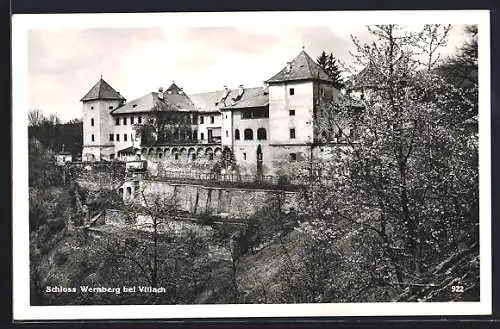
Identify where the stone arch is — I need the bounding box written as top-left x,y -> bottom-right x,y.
125,186 -> 132,200
196,147 -> 204,157
244,128 -> 254,140
257,128 -> 267,140
164,148 -> 170,154
179,148 -> 187,156
148,148 -> 154,156
214,147 -> 222,157
205,147 -> 214,160
84,153 -> 95,162
118,187 -> 124,198
188,147 -> 196,161
171,147 -> 178,155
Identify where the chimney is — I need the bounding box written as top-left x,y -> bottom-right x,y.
158,87 -> 164,100
286,62 -> 292,73
238,84 -> 244,97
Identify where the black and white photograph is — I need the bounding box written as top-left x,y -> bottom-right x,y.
12,10 -> 491,320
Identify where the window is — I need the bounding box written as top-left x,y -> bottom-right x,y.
290,128 -> 296,139
289,110 -> 295,116
191,153 -> 196,161
90,106 -> 94,110
109,106 -> 114,110
124,134 -> 128,141
210,116 -> 215,124
158,153 -> 163,159
289,88 -> 295,95
289,153 -> 297,161
243,153 -> 247,160
244,129 -> 253,140
115,118 -> 120,125
208,153 -> 214,160
225,115 -> 227,119
109,134 -> 114,141
131,134 -> 134,141
91,134 -> 95,142
257,128 -> 267,140
138,116 -> 142,124
174,154 -> 179,160
200,133 -> 204,140
200,116 -> 204,124
91,118 -> 94,126
130,116 -> 134,124
226,130 -> 229,137
123,117 -> 127,125
116,134 -> 120,142
242,109 -> 269,119
110,154 -> 115,160
234,129 -> 240,140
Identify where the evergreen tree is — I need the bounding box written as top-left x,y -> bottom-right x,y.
317,51 -> 344,89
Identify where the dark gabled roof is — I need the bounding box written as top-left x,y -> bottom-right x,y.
80,78 -> 126,102
165,82 -> 182,94
117,146 -> 139,154
220,87 -> 269,110
188,91 -> 222,113
189,87 -> 269,112
111,92 -> 158,115
266,50 -> 333,84
163,87 -> 197,111
112,89 -> 197,115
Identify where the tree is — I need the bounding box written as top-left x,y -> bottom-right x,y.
28,109 -> 44,127
414,24 -> 452,71
137,99 -> 193,145
298,24 -> 479,302
317,51 -> 344,89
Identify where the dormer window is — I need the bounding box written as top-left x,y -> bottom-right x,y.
133,104 -> 137,108
109,106 -> 114,110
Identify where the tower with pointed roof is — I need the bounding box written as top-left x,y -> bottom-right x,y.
264,50 -> 340,174
266,49 -> 339,145
80,77 -> 126,161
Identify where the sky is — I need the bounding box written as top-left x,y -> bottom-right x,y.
28,24 -> 468,123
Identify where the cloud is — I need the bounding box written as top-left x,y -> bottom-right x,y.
27,24 -> 467,123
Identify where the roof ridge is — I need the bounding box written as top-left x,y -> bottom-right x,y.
302,51 -> 315,78
97,78 -> 103,98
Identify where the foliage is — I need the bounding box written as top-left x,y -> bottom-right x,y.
28,110 -> 82,156
292,24 -> 479,302
136,99 -> 195,145
317,51 -> 344,89
28,138 -> 65,188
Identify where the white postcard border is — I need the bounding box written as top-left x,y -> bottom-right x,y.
12,10 -> 492,320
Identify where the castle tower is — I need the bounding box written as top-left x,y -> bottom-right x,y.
80,77 -> 126,161
265,50 -> 339,176
266,49 -> 337,145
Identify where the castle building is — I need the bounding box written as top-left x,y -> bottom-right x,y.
81,50 -> 349,178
